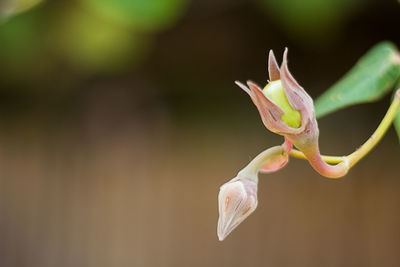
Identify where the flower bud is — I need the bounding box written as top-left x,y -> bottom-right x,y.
235,48 -> 349,178
216,144 -> 291,240
235,48 -> 315,138
217,177 -> 258,241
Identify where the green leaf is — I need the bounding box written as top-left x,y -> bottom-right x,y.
315,41 -> 400,118
393,80 -> 400,143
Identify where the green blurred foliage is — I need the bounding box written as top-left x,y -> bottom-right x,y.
0,6 -> 53,85
256,0 -> 364,43
0,0 -> 188,85
0,0 -> 44,20
82,0 -> 189,31
0,9 -> 40,64
54,6 -> 151,73
394,81 -> 400,143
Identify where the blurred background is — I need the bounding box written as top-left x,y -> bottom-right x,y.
0,0 -> 400,266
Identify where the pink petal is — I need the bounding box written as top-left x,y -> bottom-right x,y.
235,81 -> 256,104
268,50 -> 280,81
280,48 -> 314,131
247,81 -> 296,134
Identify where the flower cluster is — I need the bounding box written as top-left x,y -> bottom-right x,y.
218,48 -> 349,240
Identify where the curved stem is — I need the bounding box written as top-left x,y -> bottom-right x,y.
347,89 -> 400,167
289,149 -> 343,164
289,88 -> 400,167
300,143 -> 349,178
238,146 -> 284,177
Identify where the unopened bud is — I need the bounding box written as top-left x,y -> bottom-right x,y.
217,177 -> 257,241
235,48 -> 314,137
235,48 -> 349,178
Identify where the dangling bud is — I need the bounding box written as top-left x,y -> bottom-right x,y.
217,176 -> 258,241
217,144 -> 291,241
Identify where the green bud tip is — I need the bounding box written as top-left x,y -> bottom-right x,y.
263,80 -> 301,128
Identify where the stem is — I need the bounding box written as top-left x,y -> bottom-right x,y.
238,146 -> 284,177
347,89 -> 400,167
299,143 -> 349,178
289,149 -> 343,164
289,88 -> 400,167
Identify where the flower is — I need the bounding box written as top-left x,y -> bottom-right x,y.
235,48 -> 349,178
217,176 -> 258,241
235,48 -> 316,143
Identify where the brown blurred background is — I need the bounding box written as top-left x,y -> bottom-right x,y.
1,0 -> 400,266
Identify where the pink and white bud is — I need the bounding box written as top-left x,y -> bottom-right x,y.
217,177 -> 258,241
235,48 -> 315,139
236,48 -> 349,178
217,145 -> 291,241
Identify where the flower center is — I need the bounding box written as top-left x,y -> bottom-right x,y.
263,80 -> 301,128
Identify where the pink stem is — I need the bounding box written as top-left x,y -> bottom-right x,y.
301,144 -> 349,178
